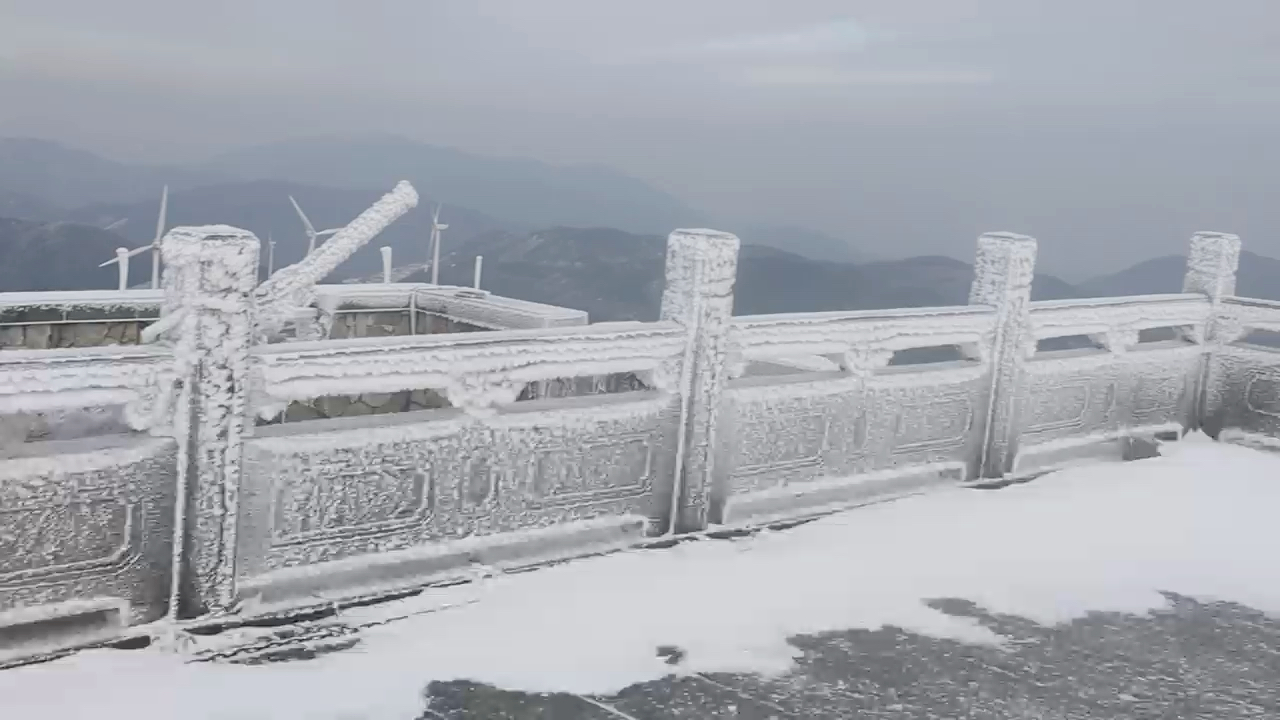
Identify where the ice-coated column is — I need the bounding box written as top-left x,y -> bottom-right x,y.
160,225 -> 259,617
661,228 -> 739,532
969,232 -> 1037,479
1183,231 -> 1243,435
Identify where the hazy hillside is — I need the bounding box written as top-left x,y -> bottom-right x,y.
203,135 -> 706,235
733,224 -> 872,263
1078,251 -> 1280,300
412,227 -> 1077,322
70,180 -> 520,280
0,218 -> 130,292
0,137 -> 222,210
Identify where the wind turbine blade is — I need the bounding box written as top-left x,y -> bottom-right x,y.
318,228 -> 342,236
104,218 -> 128,232
433,203 -> 441,224
289,195 -> 317,236
125,244 -> 152,258
153,185 -> 169,244
98,257 -> 120,268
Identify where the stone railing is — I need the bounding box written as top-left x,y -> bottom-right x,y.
0,225 -> 1275,665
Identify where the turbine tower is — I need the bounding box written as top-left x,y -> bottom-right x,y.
430,203 -> 448,285
289,195 -> 341,255
98,185 -> 168,289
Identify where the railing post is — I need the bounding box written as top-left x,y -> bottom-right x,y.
161,225 -> 259,618
970,232 -> 1037,479
661,229 -> 739,532
1182,231 -> 1242,436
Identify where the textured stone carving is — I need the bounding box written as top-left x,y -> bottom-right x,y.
0,437 -> 177,626
235,395 -> 678,584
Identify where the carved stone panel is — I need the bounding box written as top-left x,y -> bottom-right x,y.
726,384 -> 864,494
1211,347 -> 1280,438
0,437 -> 177,625
238,396 -> 679,579
862,376 -> 987,471
1126,360 -> 1197,428
1022,366 -> 1121,443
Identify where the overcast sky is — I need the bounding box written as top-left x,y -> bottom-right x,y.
3,0 -> 1279,277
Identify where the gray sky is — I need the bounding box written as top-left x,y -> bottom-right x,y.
3,0 -> 1280,277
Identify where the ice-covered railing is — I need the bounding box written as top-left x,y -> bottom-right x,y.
1204,295 -> 1280,447
1028,294 -> 1211,349
730,305 -> 995,373
250,321 -> 685,419
0,344 -> 171,421
6,222 -> 1280,663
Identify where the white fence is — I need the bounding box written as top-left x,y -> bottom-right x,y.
0,225 -> 1273,663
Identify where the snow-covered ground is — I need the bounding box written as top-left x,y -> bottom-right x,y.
4,434 -> 1279,720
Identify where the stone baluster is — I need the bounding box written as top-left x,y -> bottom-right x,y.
969,232 -> 1037,480
160,225 -> 259,618
661,229 -> 739,532
1182,231 -> 1243,437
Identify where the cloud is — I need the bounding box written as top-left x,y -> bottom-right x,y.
619,18 -> 885,65
740,66 -> 995,87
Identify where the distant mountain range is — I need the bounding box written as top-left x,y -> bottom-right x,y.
202,135 -> 707,236
3,217 -> 1276,321
2,135 -> 1275,312
404,227 -> 1076,322
0,136 -> 870,263
1078,250 -> 1280,300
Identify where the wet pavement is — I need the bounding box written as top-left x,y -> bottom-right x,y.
419,593 -> 1280,719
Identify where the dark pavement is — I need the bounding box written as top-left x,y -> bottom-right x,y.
418,593 -> 1280,719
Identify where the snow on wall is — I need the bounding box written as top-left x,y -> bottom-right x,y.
235,387 -> 681,608
722,306 -> 996,517
1203,297 -> 1280,441
0,434 -> 178,627
250,321 -> 686,418
413,287 -> 589,330
0,345 -> 174,427
1029,293 -> 1211,351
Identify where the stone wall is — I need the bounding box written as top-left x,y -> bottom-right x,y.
0,320 -> 149,349
0,303 -> 158,350
327,309 -> 487,339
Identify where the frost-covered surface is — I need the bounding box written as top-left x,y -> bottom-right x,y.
1183,231 -> 1241,299
250,321 -> 685,416
1029,293 -> 1211,344
414,287 -> 589,329
0,345 -> 172,424
159,224 -> 260,613
3,436 -> 1279,719
255,182 -> 418,339
0,434 -> 177,628
0,289 -> 163,311
659,229 -> 739,530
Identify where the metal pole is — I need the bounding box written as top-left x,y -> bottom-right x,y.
150,246 -> 161,289
431,227 -> 441,285
115,248 -> 130,291
381,246 -> 393,283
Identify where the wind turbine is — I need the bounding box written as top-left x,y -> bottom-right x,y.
99,185 -> 168,290
103,218 -> 128,232
429,203 -> 448,284
289,195 -> 341,255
